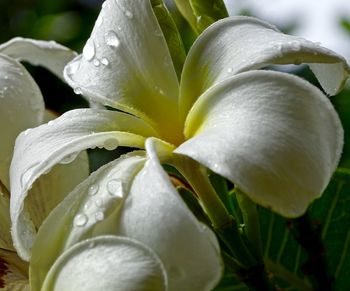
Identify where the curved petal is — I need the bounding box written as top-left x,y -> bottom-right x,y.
41,236 -> 167,291
29,152 -> 146,289
30,152 -> 145,289
64,0 -> 182,144
10,108 -> 156,261
0,54 -> 44,188
175,70 -> 343,217
179,16 -> 350,120
115,138 -> 222,290
0,248 -> 29,291
0,38 -> 77,80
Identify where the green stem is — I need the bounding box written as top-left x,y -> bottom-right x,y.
235,188 -> 263,260
171,156 -> 256,268
265,259 -> 313,291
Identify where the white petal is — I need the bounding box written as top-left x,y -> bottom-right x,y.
30,152 -> 147,289
10,109 -> 156,261
41,236 -> 167,291
64,0 -> 182,144
179,16 -> 350,120
0,54 -> 44,188
0,38 -> 77,80
176,70 -> 343,217
115,139 -> 222,290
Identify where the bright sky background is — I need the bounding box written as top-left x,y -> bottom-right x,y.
224,0 -> 350,61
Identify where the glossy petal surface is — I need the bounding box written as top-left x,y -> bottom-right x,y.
0,54 -> 44,188
176,70 -> 343,217
41,236 -> 167,291
10,109 -> 155,261
0,38 -> 77,80
180,16 -> 350,119
64,0 -> 182,143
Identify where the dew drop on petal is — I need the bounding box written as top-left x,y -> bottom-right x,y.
101,57 -> 109,66
60,152 -> 79,164
103,137 -> 119,150
227,67 -> 233,73
74,87 -> 82,95
83,38 -> 96,61
93,59 -> 101,67
105,31 -> 120,48
125,10 -> 133,19
95,198 -> 103,207
74,213 -> 88,227
88,184 -> 99,196
95,211 -> 105,221
106,179 -> 123,198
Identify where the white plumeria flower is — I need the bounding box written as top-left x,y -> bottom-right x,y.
9,0 -> 349,288
0,39 -> 89,289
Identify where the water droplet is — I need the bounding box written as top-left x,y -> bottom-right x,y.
95,211 -> 105,221
83,38 -> 96,61
74,213 -> 88,227
106,179 -> 123,198
125,10 -> 133,19
227,67 -> 233,73
74,87 -> 82,95
117,25 -> 122,31
4,75 -> 8,80
66,62 -> 80,76
154,85 -> 165,95
88,184 -> 99,196
103,137 -> 119,150
60,152 -> 79,164
93,59 -> 101,67
84,199 -> 93,210
105,31 -> 120,48
101,57 -> 109,66
95,198 -> 103,207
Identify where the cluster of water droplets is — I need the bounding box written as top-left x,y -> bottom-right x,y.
73,178 -> 124,228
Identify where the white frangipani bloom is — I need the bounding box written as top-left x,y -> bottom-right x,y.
0,38 -> 89,289
8,0 -> 349,288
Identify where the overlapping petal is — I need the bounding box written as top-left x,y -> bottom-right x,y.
64,0 -> 182,144
30,142 -> 221,290
116,139 -> 222,290
0,38 -> 77,80
176,70 -> 343,217
179,16 -> 350,120
0,54 -> 44,189
10,109 -> 157,260
40,236 -> 167,291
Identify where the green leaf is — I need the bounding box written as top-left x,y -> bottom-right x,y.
151,0 -> 186,79
259,168 -> 350,290
173,0 -> 228,34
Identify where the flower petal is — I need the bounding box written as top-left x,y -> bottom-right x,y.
176,70 -> 343,217
41,236 -> 167,291
179,16 -> 350,120
64,0 -> 182,144
115,138 -> 222,290
10,108 -> 156,261
29,152 -> 146,289
0,248 -> 29,291
0,38 -> 77,80
0,54 -> 44,188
